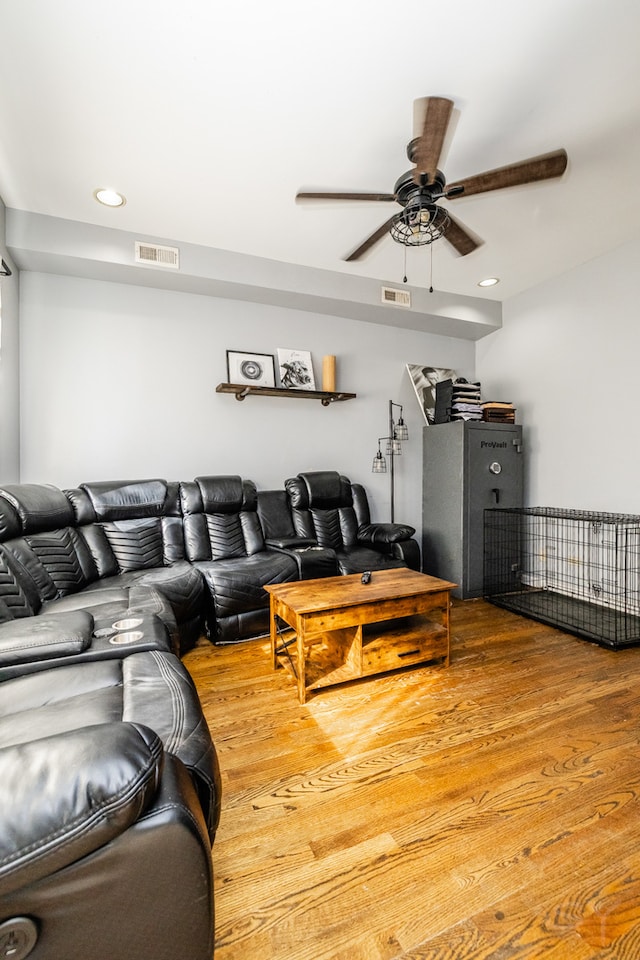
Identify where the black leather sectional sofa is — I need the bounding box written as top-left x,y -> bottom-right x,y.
0,470 -> 418,960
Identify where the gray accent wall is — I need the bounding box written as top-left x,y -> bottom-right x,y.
18,271 -> 477,539
9,200 -> 638,534
0,198 -> 20,481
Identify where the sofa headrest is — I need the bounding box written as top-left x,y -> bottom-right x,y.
194,476 -> 256,513
0,484 -> 75,536
256,490 -> 296,539
80,480 -> 169,521
288,471 -> 352,510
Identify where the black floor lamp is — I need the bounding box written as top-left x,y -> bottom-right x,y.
371,401 -> 408,522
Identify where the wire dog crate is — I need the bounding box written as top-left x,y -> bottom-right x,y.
484,507 -> 640,649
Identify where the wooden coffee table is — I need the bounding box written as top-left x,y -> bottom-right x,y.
265,568 -> 456,702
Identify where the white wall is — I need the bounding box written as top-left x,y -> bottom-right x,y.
18,272 -> 476,535
0,198 -> 20,482
476,236 -> 640,513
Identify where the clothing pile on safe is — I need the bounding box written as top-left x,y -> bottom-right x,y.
435,378 -> 516,424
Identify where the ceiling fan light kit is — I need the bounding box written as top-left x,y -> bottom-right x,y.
389,199 -> 449,248
297,96 -> 568,269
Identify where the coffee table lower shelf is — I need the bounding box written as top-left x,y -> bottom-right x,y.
273,608 -> 451,702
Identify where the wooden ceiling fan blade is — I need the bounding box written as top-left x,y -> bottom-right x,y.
447,149 -> 568,198
344,215 -> 397,261
412,96 -> 454,185
443,213 -> 482,257
296,190 -> 396,202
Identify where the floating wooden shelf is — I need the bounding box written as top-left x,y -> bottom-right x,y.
216,383 -> 356,406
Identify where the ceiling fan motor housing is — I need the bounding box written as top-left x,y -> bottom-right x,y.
394,169 -> 446,207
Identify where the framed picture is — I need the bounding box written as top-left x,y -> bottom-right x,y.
277,348 -> 316,390
406,363 -> 457,424
226,350 -> 276,388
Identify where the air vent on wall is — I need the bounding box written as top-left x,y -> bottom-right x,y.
135,241 -> 180,269
381,286 -> 411,307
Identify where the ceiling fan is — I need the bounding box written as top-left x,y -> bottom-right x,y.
296,96 -> 568,261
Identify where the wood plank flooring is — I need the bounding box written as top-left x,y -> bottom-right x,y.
182,599 -> 640,959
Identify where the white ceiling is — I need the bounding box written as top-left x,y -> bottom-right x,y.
1,0 -> 639,302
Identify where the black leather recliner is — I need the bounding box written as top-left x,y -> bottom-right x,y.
256,489 -> 339,579
0,481 -> 221,959
0,650 -> 220,841
180,475 -> 299,643
0,651 -> 220,960
0,726 -> 214,960
0,483 -> 180,677
65,479 -> 207,653
282,470 -> 420,574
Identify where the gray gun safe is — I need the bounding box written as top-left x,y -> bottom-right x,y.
422,421 -> 524,598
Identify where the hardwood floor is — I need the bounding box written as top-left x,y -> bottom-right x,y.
183,599 -> 640,959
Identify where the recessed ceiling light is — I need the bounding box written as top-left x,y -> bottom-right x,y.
94,188 -> 126,208
478,277 -> 499,287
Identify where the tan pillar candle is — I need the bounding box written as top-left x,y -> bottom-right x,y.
322,355 -> 336,392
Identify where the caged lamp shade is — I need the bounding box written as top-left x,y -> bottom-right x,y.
372,442 -> 387,473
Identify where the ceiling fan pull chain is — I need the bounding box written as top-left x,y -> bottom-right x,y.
402,244 -> 408,283
429,242 -> 434,293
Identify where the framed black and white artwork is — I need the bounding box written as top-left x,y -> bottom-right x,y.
407,363 -> 457,424
277,348 -> 316,390
226,350 -> 276,388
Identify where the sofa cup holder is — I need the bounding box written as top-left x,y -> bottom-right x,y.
112,617 -> 144,631
110,630 -> 145,645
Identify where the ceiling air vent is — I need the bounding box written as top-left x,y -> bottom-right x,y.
381,286 -> 411,308
135,241 -> 180,269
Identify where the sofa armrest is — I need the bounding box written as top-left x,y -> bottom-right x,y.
265,541 -> 338,579
357,522 -> 416,545
0,610 -> 94,667
391,537 -> 421,571
265,536 -> 318,550
0,722 -> 163,897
